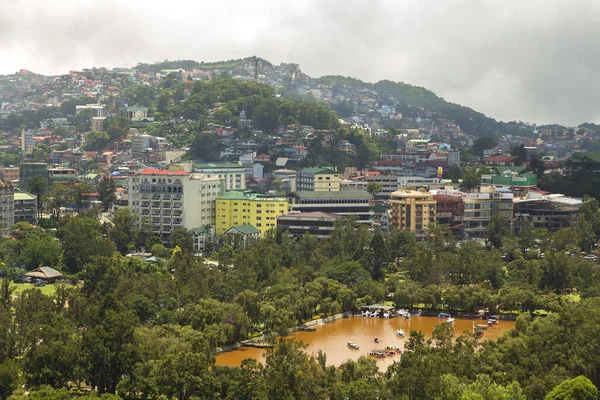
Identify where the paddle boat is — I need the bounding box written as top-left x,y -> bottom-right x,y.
396,329 -> 406,337
347,341 -> 360,350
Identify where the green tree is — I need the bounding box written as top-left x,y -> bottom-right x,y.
168,228 -> 194,254
0,359 -> 21,400
366,182 -> 382,196
27,174 -> 48,218
109,208 -> 139,255
486,214 -> 511,249
97,177 -> 117,211
472,136 -> 497,157
545,376 -> 598,400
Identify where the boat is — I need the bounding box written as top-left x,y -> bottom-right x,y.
487,317 -> 499,325
383,312 -> 390,319
446,317 -> 455,324
347,341 -> 360,350
438,313 -> 451,319
397,309 -> 410,317
396,329 -> 405,337
368,350 -> 387,359
386,345 -> 401,353
474,324 -> 488,331
405,315 -> 411,320
298,326 -> 317,332
374,337 -> 380,343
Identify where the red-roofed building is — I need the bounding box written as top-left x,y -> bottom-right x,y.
481,155 -> 522,166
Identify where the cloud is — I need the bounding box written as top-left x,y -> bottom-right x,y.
1,0 -> 599,125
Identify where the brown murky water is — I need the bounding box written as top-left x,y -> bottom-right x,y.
215,316 -> 515,370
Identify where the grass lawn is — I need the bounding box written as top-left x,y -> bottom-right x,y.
10,282 -> 57,297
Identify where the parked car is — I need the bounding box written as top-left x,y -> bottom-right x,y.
34,279 -> 47,287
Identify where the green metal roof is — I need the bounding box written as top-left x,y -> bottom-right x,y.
190,226 -> 211,235
194,163 -> 244,169
127,106 -> 148,112
299,167 -> 337,175
291,190 -> 373,200
14,192 -> 35,201
227,224 -> 260,235
218,191 -> 287,202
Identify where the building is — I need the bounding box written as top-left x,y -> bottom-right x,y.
513,194 -> 582,233
48,167 -> 77,183
492,188 -> 514,219
398,176 -> 444,189
216,191 -> 289,237
194,163 -> 247,191
480,155 -> 522,166
277,211 -> 341,239
21,129 -> 35,156
447,149 -> 461,167
389,189 -> 436,235
127,106 -> 149,121
463,193 -> 492,239
128,168 -> 223,240
131,134 -> 157,159
0,181 -> 14,234
76,104 -> 106,117
190,226 -> 213,253
0,166 -> 19,185
365,174 -> 400,199
289,191 -> 373,222
224,225 -> 261,246
13,190 -> 37,225
296,167 -> 340,191
91,116 -> 106,131
19,163 -> 49,190
480,173 -> 537,191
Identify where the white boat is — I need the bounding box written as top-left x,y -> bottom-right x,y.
396,329 -> 405,337
383,312 -> 390,319
347,341 -> 360,350
397,309 -> 410,317
446,317 -> 455,324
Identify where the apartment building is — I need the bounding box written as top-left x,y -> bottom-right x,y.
216,191 -> 289,237
14,191 -> 37,225
128,168 -> 223,240
277,211 -> 341,239
19,163 -> 49,190
0,181 -> 14,234
0,167 -> 19,185
389,188 -> 436,235
289,191 -> 373,222
513,194 -> 582,233
296,167 -> 340,191
463,193 -> 493,238
193,163 -> 246,191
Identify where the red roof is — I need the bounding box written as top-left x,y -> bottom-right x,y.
481,155 -> 521,163
138,168 -> 188,176
373,160 -> 404,166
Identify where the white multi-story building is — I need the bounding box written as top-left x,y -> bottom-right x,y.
447,150 -> 461,167
76,104 -> 106,117
128,168 -> 223,240
193,163 -> 246,191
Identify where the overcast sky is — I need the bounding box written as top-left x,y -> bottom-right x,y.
1,0 -> 600,126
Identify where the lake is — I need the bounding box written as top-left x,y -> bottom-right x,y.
215,315 -> 516,369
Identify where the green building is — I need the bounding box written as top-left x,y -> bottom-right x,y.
480,173 -> 537,188
19,163 -> 49,191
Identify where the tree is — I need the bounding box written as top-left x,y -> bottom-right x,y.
366,182 -> 382,196
97,177 -> 117,212
486,214 -> 511,249
0,359 -> 20,400
461,166 -> 479,191
511,144 -> 528,159
444,164 -> 461,183
85,130 -> 110,151
472,136 -> 497,157
57,217 -> 116,274
546,376 -> 598,400
109,208 -> 139,254
168,228 -> 194,254
28,174 -> 48,218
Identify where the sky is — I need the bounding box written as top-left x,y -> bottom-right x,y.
1,0 -> 600,126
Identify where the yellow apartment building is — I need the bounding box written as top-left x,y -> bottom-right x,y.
216,191 -> 289,237
389,188 -> 436,235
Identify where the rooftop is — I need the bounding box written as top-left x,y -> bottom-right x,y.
291,190 -> 373,200
218,190 -> 287,202
194,163 -> 245,169
14,192 -> 35,201
138,168 -> 188,176
226,224 -> 260,235
278,211 -> 341,219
